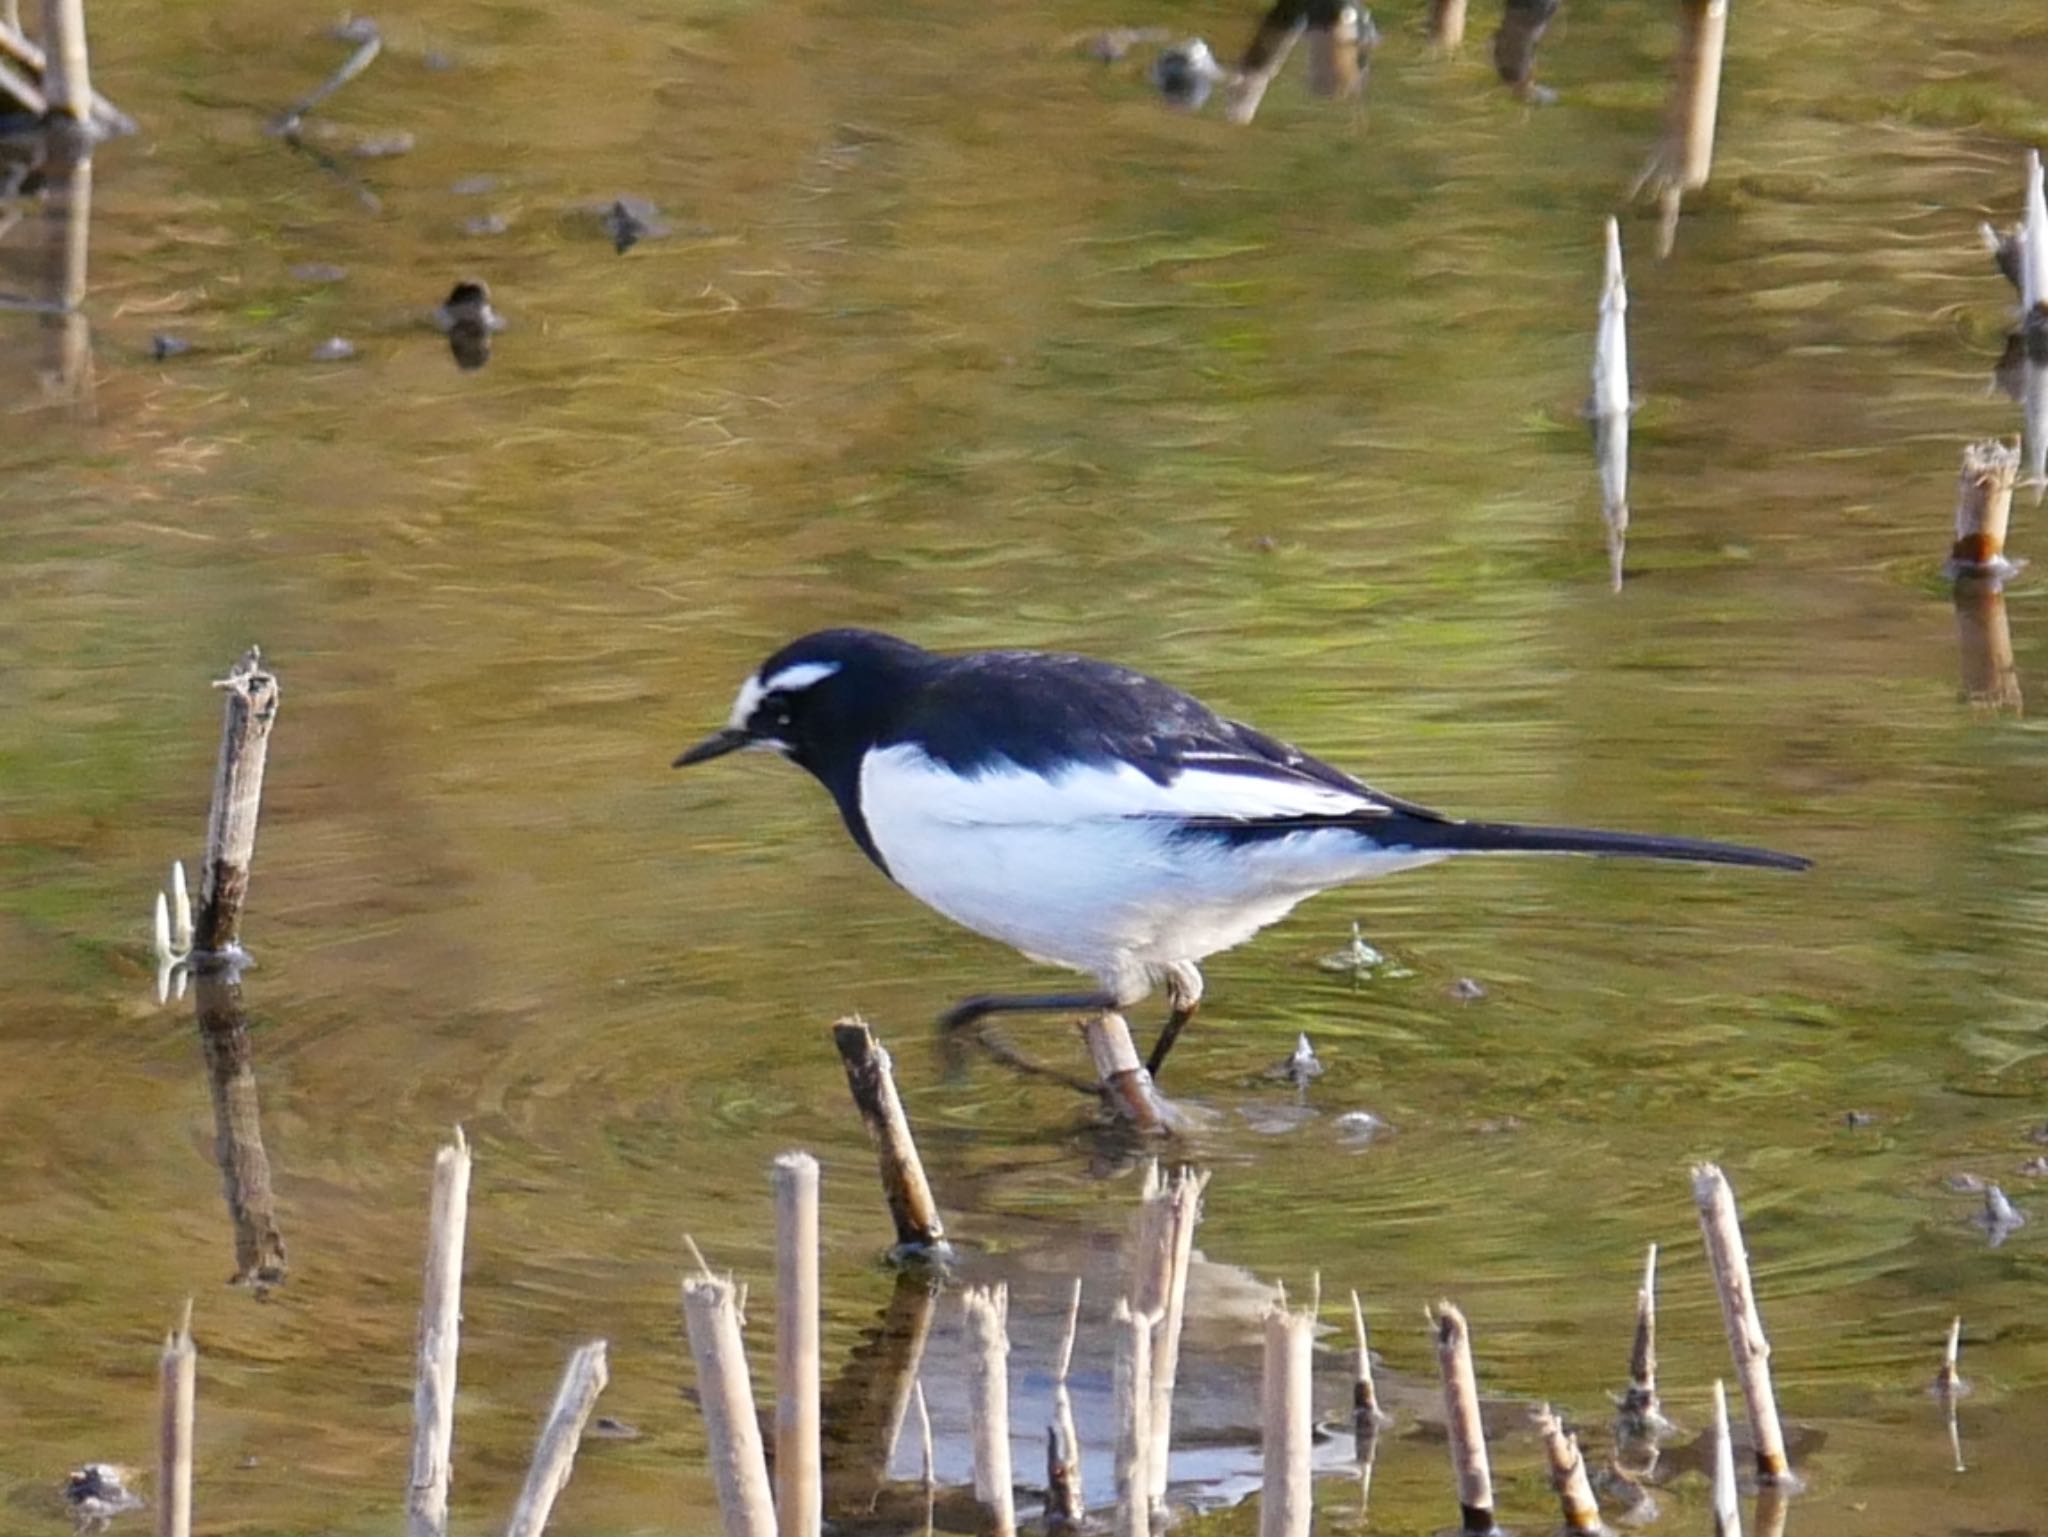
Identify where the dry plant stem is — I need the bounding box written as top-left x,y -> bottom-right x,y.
1081,1014 -> 1172,1133
1260,1302 -> 1314,1537
1953,577 -> 2023,715
2023,150 -> 2048,315
0,52 -> 43,115
961,1285 -> 1016,1537
833,1018 -> 949,1254
1350,1290 -> 1387,1429
37,0 -> 88,121
158,1301 -> 195,1537
773,1153 -> 822,1537
1952,439 -> 2020,569
1671,0 -> 1729,190
1224,19 -> 1303,124
1534,1405 -> 1606,1534
408,1130 -> 472,1537
1132,1165 -> 1209,1501
1710,1380 -> 1741,1537
196,974 -> 288,1285
194,649 -> 281,958
1593,217 -> 1629,419
683,1268 -> 778,1537
1693,1164 -> 1791,1483
1618,1242 -> 1662,1432
1432,1302 -> 1499,1534
1430,0 -> 1468,49
1111,1299 -> 1153,1537
0,19 -> 131,131
1937,1316 -> 1963,1394
505,1341 -> 609,1537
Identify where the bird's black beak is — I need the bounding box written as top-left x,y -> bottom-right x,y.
672,728 -> 750,768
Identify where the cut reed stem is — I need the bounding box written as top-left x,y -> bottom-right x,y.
1431,1302 -> 1500,1535
157,1301 -> 195,1537
682,1258 -> 778,1537
1111,1298 -> 1154,1537
193,649 -> 281,959
407,1129 -> 472,1537
772,1152 -> 822,1537
1260,1298 -> 1314,1537
1692,1164 -> 1791,1483
1534,1403 -> 1607,1534
961,1285 -> 1016,1537
833,1017 -> 949,1256
504,1341 -> 609,1537
1081,1014 -> 1174,1133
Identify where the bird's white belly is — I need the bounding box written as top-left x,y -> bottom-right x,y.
859,751 -> 1445,996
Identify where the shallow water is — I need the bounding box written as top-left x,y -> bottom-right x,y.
3,0 -> 2046,1532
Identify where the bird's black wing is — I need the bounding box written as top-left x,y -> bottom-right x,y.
893,649 -> 1449,823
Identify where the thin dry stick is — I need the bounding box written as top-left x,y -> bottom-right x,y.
1047,1278 -> 1085,1530
1432,1302 -> 1499,1535
407,1129 -> 473,1537
1617,1242 -> 1664,1436
0,51 -> 43,115
1710,1379 -> 1741,1537
832,1018 -> 949,1254
1430,0 -> 1468,49
961,1285 -> 1016,1537
1131,1164 -> 1209,1502
1692,1164 -> 1790,1483
193,649 -> 281,958
1110,1298 -> 1154,1537
1951,439 -> 2020,571
682,1262 -> 778,1537
1936,1316 -> 1966,1474
158,1301 -> 195,1537
773,1153 -> 822,1537
1351,1290 -> 1388,1430
1260,1300 -> 1314,1537
1080,1014 -> 1173,1133
504,1340 -> 609,1537
37,0 -> 88,121
1533,1404 -> 1606,1534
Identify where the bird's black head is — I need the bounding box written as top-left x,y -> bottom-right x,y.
673,628 -> 933,779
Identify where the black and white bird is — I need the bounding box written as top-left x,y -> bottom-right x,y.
674,629 -> 1808,1075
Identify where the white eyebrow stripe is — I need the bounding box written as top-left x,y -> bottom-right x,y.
725,660 -> 843,731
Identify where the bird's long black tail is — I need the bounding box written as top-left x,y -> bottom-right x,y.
1385,816 -> 1811,871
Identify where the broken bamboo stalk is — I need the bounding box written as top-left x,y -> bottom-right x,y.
1949,438 -> 2020,574
1616,1242 -> 1666,1437
1260,1297 -> 1314,1537
157,1301 -> 195,1537
1047,1278 -> 1085,1531
37,0 -> 88,123
1132,1164 -> 1208,1503
1431,1302 -> 1500,1535
1081,1014 -> 1173,1133
773,1152 -> 822,1537
1670,0 -> 1729,192
1429,0 -> 1468,50
1710,1379 -> 1740,1537
961,1285 -> 1016,1537
193,649 -> 281,960
1533,1404 -> 1606,1535
682,1259 -> 778,1537
1110,1297 -> 1153,1537
504,1340 -> 609,1537
1692,1164 -> 1791,1483
407,1129 -> 472,1537
832,1017 -> 949,1256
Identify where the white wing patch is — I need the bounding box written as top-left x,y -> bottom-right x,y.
859,743 -> 1373,827
726,660 -> 843,730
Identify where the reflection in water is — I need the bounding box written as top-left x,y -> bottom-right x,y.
193,971 -> 289,1290
1591,219 -> 1630,590
1492,0 -> 1560,104
1632,0 -> 1729,254
1992,328 -> 2048,495
0,124 -> 95,409
821,1271 -> 939,1523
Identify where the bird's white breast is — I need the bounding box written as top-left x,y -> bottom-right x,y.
856,745 -> 1443,997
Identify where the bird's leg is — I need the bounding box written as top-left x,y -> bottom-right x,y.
1144,963 -> 1204,1079
937,990 -> 1124,1034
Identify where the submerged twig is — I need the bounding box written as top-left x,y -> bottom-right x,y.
273,27 -> 382,135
